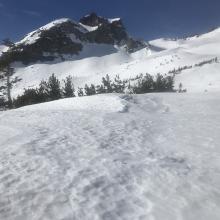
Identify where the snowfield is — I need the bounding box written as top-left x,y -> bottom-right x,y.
0,93 -> 220,220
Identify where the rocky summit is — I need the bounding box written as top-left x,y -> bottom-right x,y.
0,13 -> 146,65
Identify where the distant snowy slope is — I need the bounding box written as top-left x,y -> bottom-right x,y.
150,27 -> 220,55
149,38 -> 184,50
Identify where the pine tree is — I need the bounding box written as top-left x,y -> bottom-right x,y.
90,84 -> 96,95
38,80 -> 49,101
165,76 -> 174,91
0,65 -> 14,108
102,74 -> 113,93
178,83 -> 183,93
84,84 -> 90,96
6,66 -> 14,107
0,39 -> 17,108
154,73 -> 166,91
96,84 -> 105,94
84,84 -> 96,96
141,73 -> 154,93
47,74 -> 61,100
112,75 -> 125,93
77,87 -> 84,97
63,76 -> 75,97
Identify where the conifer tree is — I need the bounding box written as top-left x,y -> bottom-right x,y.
102,74 -> 113,93
0,40 -> 16,108
96,84 -> 105,94
47,74 -> 61,100
90,84 -> 96,95
112,75 -> 125,93
63,76 -> 75,97
154,73 -> 166,91
77,87 -> 84,97
84,84 -> 96,96
165,76 -> 174,91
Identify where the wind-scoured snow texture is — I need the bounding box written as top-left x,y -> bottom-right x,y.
0,93 -> 220,220
9,27 -> 220,97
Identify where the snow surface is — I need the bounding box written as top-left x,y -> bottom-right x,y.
108,18 -> 121,23
7,26 -> 220,98
0,93 -> 220,220
79,23 -> 99,32
0,45 -> 8,55
149,38 -> 185,50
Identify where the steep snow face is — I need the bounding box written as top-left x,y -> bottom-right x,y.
0,93 -> 220,220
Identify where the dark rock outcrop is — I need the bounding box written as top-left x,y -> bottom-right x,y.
80,13 -> 107,27
0,13 -> 147,65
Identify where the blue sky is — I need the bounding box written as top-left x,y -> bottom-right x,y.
0,0 -> 220,42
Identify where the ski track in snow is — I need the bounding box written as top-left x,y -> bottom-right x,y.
0,93 -> 220,220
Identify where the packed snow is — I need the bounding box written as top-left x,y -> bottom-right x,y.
0,93 -> 220,220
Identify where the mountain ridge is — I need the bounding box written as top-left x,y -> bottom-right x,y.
0,13 -> 146,65
0,14 -> 220,100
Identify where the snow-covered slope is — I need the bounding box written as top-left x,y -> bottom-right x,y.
4,27 -> 219,97
149,38 -> 185,50
0,93 -> 220,220
0,45 -> 8,55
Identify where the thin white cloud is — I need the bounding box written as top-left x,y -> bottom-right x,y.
22,10 -> 41,17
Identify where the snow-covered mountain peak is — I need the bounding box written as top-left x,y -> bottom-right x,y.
17,18 -> 86,46
79,12 -> 122,27
0,13 -> 146,65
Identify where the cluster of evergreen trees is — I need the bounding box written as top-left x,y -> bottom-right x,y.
12,73 -> 175,108
13,74 -> 75,108
131,73 -> 174,93
82,74 -> 125,96
168,57 -> 219,75
195,57 -> 218,67
82,73 -> 174,96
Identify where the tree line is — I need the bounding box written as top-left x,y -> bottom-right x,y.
12,73 -> 175,108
